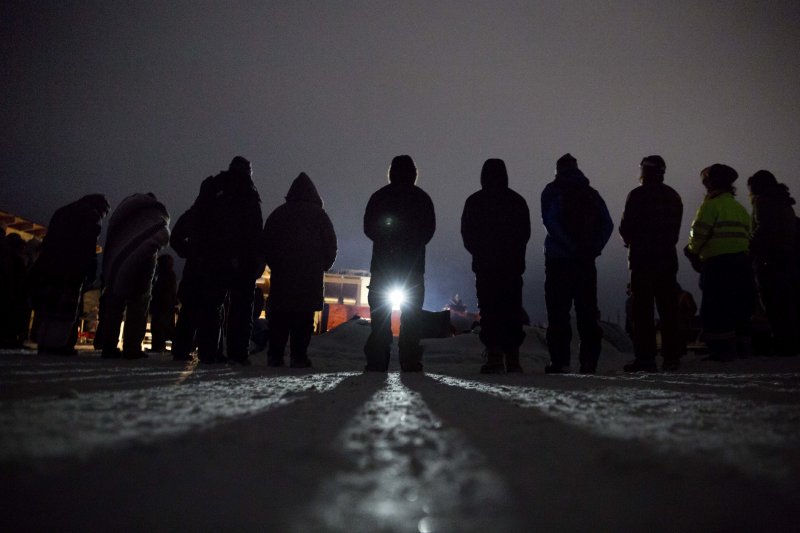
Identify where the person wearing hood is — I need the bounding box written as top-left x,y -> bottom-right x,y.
461,159 -> 531,373
541,153 -> 613,374
363,155 -> 436,372
684,164 -> 755,361
747,170 -> 797,356
192,156 -> 263,366
30,194 -> 110,355
261,172 -> 337,367
619,156 -> 684,372
94,193 -> 170,359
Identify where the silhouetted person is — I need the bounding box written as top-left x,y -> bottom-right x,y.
619,156 -> 683,372
747,170 -> 797,356
363,155 -> 435,372
192,156 -> 263,365
262,172 -> 337,367
149,254 -> 178,352
0,225 -> 13,348
461,158 -> 531,373
0,233 -> 29,348
676,283 -> 698,356
95,193 -> 170,359
684,164 -> 754,361
169,206 -> 201,362
31,194 -> 109,355
541,154 -> 613,374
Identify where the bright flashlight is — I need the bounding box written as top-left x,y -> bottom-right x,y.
388,287 -> 406,310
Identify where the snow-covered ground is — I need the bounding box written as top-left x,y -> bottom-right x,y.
2,321 -> 799,531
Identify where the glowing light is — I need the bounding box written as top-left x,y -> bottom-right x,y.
388,288 -> 406,310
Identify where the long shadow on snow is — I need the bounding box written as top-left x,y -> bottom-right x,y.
399,372 -> 799,533
5,371 -> 388,532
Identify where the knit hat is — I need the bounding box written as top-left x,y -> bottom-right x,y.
701,164 -> 738,189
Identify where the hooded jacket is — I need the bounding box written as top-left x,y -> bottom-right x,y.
33,194 -> 109,284
262,173 -> 338,312
461,160 -> 531,275
750,184 -> 796,261
541,168 -> 613,260
102,193 -> 170,299
619,176 -> 683,271
192,168 -> 263,279
364,167 -> 436,276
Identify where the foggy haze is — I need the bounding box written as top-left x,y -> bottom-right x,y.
3,1 -> 800,322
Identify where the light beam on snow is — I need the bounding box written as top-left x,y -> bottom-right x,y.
428,373 -> 800,479
300,373 -> 516,533
0,373 -> 354,460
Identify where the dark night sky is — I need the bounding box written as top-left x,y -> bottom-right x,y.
3,1 -> 800,322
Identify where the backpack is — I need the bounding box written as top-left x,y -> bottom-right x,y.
560,185 -> 603,257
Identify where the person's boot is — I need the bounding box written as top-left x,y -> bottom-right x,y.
480,348 -> 505,374
545,362 -> 571,374
623,358 -> 658,372
400,346 -> 424,372
661,357 -> 680,372
289,355 -> 312,368
735,336 -> 753,358
704,339 -> 736,361
504,347 -> 523,373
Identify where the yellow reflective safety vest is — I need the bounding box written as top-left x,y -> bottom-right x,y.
687,192 -> 750,261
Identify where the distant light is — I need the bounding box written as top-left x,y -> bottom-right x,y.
388,287 -> 406,310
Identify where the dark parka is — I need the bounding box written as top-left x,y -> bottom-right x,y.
192,168 -> 263,281
150,255 -> 178,311
541,168 -> 613,260
32,194 -> 109,285
169,206 -> 201,304
750,184 -> 796,262
364,168 -> 436,276
262,173 -> 338,312
461,161 -> 531,275
102,193 -> 170,298
619,176 -> 684,271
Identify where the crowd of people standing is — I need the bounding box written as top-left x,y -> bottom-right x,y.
1,154 -> 797,373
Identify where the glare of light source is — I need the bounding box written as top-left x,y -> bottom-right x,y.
388,288 -> 406,310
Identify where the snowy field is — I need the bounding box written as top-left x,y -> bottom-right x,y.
2,320 -> 799,532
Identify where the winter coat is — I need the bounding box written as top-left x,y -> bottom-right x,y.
150,260 -> 178,311
541,168 -> 613,260
262,173 -> 338,312
32,194 -> 108,285
364,173 -> 435,276
687,192 -> 750,261
102,193 -> 170,299
461,167 -> 531,275
619,177 -> 683,272
192,169 -> 263,281
169,207 -> 203,303
750,185 -> 796,262
169,207 -> 195,260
